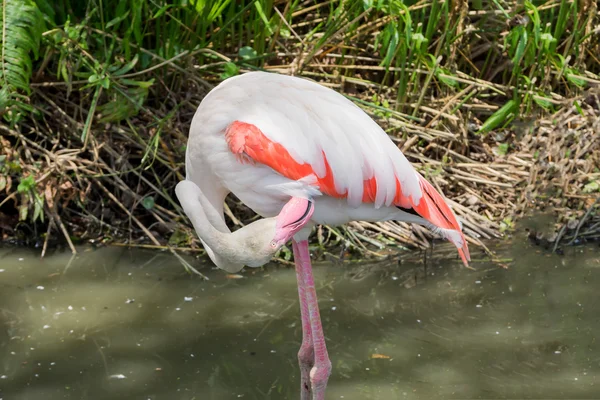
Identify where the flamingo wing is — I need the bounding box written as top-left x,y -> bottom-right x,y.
219,72 -> 420,207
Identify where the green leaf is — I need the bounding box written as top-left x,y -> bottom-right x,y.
119,78 -> 154,88
566,70 -> 586,88
411,32 -> 426,52
220,62 -> 239,79
437,68 -> 459,87
540,32 -> 556,52
142,196 -> 155,210
379,22 -> 398,67
0,0 -> 45,119
190,0 -> 206,14
279,25 -> 291,39
96,80 -> 153,123
533,95 -> 553,110
106,10 -> 130,29
0,86 -> 9,112
34,0 -> 56,24
0,176 -> 6,192
283,246 -> 292,261
33,195 -> 44,222
513,28 -> 527,67
206,0 -> 232,23
500,216 -> 514,232
153,4 -> 175,19
574,100 -> 585,116
17,175 -> 36,193
254,2 -> 273,35
477,100 -> 517,135
497,143 -> 509,155
168,228 -> 189,246
583,181 -> 600,193
238,46 -> 257,60
112,55 -> 139,76
19,204 -> 28,221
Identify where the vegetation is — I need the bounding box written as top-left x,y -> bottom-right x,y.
0,0 -> 598,265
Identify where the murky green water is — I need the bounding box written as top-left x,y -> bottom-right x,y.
1,236 -> 599,399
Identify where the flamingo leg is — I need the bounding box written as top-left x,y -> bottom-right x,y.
292,240 -> 314,400
293,239 -> 332,400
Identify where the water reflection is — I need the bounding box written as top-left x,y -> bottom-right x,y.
0,238 -> 598,399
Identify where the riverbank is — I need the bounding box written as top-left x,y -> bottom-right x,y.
0,1 -> 598,265
1,91 -> 597,264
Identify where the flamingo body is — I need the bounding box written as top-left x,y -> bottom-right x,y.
185,71 -> 469,264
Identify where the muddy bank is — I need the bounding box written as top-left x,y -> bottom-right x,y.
1,87 -> 598,263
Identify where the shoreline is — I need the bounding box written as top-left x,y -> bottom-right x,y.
1,1 -> 598,262
2,93 -> 598,263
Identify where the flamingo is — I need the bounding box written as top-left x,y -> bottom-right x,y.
175,71 -> 470,400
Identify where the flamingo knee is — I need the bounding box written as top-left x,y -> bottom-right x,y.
298,341 -> 314,369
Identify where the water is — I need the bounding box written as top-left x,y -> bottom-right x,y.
0,237 -> 599,400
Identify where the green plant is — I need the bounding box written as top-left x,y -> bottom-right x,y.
17,174 -> 44,222
0,0 -> 45,123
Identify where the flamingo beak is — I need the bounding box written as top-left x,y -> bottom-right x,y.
270,197 -> 314,248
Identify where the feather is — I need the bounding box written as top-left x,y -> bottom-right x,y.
189,71 -> 470,266
411,173 -> 471,265
214,71 -> 421,208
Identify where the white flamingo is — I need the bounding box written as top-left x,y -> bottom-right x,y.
175,71 -> 471,400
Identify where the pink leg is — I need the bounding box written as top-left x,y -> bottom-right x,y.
293,239 -> 332,400
292,241 -> 314,400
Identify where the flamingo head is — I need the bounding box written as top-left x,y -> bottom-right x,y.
269,197 -> 314,249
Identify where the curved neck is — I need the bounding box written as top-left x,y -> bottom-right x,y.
175,180 -> 277,272
184,159 -> 230,234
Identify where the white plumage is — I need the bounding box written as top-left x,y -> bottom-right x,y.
183,71 -> 469,261
187,71 -> 422,218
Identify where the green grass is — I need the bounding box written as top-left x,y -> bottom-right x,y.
3,0 -> 596,119
2,0 -> 597,125
0,0 -> 598,256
